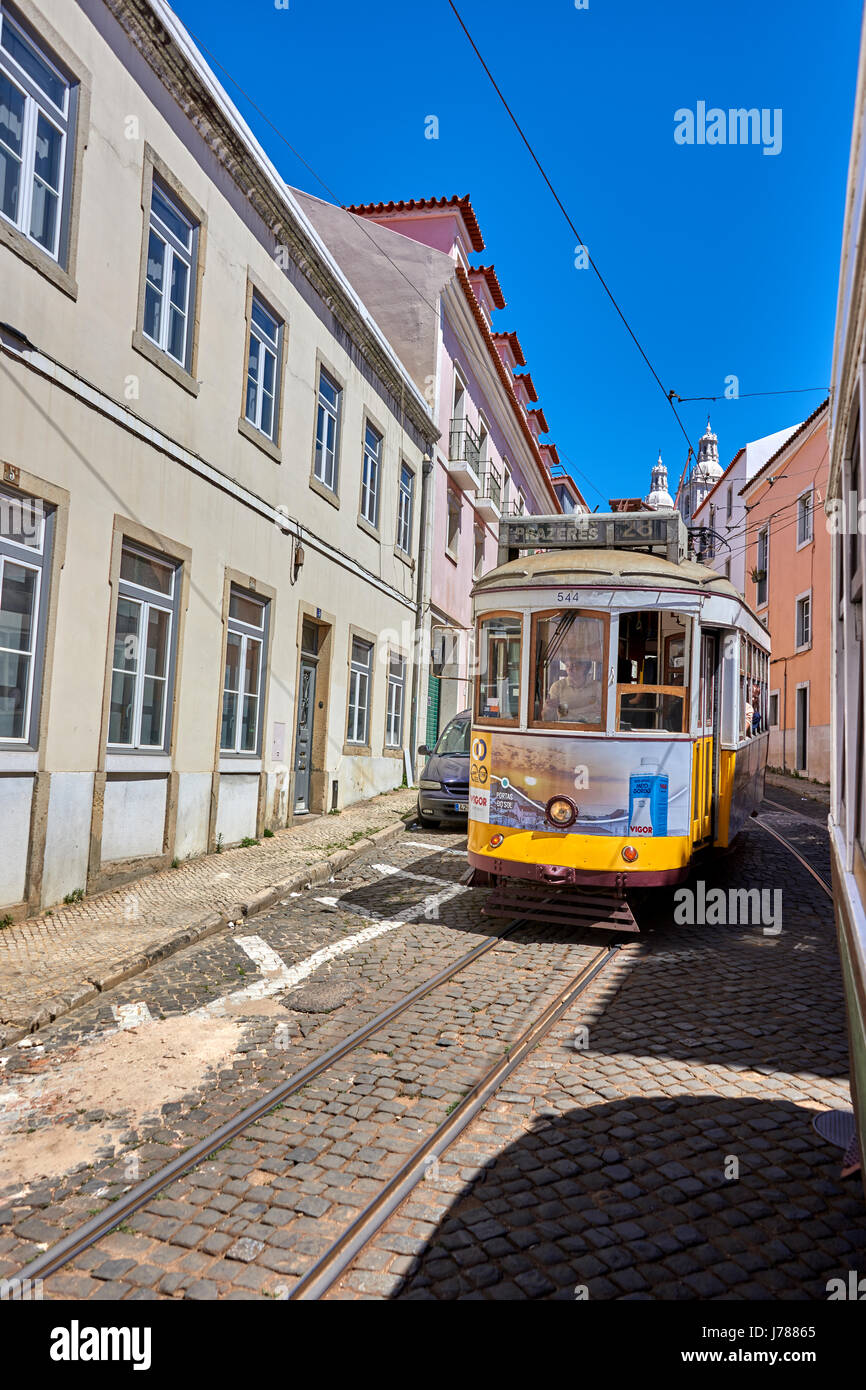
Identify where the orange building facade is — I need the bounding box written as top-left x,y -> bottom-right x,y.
740,402 -> 831,783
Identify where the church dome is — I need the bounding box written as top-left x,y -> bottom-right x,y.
694,416 -> 722,483
644,451 -> 674,509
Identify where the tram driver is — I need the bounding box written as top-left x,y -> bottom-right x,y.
543,657 -> 602,724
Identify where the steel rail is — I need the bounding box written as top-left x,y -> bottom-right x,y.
753,814 -> 833,899
289,942 -> 621,1300
13,914 -> 536,1285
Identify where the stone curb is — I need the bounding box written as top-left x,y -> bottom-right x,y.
0,812 -> 414,1051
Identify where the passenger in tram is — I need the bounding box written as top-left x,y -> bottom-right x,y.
543,657 -> 602,723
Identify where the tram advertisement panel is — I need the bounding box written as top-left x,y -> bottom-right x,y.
469,732 -> 691,838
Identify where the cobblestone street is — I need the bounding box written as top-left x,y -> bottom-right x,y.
0,794 -> 862,1302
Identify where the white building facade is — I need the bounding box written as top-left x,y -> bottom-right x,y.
0,0 -> 438,914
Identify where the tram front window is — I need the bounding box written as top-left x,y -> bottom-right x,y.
476,613 -> 521,722
532,611 -> 606,727
616,610 -> 691,733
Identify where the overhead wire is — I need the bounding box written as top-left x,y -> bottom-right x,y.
446,0 -> 698,465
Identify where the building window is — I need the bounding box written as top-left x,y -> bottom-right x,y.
797,488 -> 813,547
769,691 -> 779,727
0,487 -> 52,745
360,423 -> 381,527
244,292 -> 281,441
474,525 -> 485,578
0,4 -> 75,264
143,177 -> 198,370
347,636 -> 372,745
385,653 -> 405,748
221,587 -> 269,755
756,527 -> 769,606
109,543 -> 180,750
396,462 -> 414,555
314,366 -> 341,491
446,488 -> 460,559
726,487 -> 733,522
795,591 -> 812,650
515,490 -> 525,517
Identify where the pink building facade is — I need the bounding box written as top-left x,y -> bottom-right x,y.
296,193 -> 585,745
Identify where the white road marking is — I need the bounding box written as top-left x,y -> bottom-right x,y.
193,921 -> 407,1019
111,1001 -> 154,1030
372,862 -> 465,889
234,935 -> 287,974
404,840 -> 467,856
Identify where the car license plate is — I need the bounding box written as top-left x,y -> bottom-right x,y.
455,801 -> 468,813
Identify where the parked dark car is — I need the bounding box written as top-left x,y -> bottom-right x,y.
416,710 -> 471,827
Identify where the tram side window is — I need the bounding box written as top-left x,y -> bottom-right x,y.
531,611 -> 606,728
740,639 -> 768,738
476,614 -> 522,722
616,611 -> 691,733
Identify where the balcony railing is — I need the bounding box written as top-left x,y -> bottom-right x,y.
476,464 -> 502,520
447,416 -> 481,491
449,416 -> 481,468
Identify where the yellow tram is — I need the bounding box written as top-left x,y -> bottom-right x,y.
468,512 -> 770,921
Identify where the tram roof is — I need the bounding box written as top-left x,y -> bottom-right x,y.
474,547 -> 752,604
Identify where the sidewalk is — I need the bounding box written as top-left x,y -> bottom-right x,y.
0,788 -> 418,1049
766,769 -> 831,806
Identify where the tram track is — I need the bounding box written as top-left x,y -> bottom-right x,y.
753,810 -> 833,899
10,808 -> 829,1299
11,883 -> 611,1290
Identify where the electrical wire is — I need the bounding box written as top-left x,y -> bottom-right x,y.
446,0 -> 697,463
674,386 -> 829,404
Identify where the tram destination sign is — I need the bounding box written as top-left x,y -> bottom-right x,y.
498,510 -> 688,566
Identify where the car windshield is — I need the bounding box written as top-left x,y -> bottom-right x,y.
434,718 -> 470,756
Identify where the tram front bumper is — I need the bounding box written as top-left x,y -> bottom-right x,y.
468,823 -> 693,887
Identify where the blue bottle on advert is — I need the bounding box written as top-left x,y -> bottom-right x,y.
628,758 -> 669,837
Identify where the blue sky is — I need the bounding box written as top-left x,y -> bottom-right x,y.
172,0 -> 861,506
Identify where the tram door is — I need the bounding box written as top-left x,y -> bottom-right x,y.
693,632 -> 719,842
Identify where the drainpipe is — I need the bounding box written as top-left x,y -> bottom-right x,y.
782,661 -> 788,772
409,456 -> 434,767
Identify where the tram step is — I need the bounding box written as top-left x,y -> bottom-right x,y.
482,883 -> 639,933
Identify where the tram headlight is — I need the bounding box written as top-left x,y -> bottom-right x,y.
545,796 -> 577,829
621,845 -> 639,863
489,833 -> 504,848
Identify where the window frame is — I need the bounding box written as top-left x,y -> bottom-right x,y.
312,362 -> 342,497
243,288 -> 283,446
769,689 -> 779,727
755,526 -> 769,608
794,588 -> 812,652
220,584 -> 270,758
108,541 -> 181,753
614,611 -> 692,736
142,176 -> 196,370
446,485 -> 461,561
529,608 -> 610,732
474,609 -> 524,729
133,147 -> 206,394
385,650 -> 406,749
0,2 -> 78,272
359,421 -> 383,532
0,484 -> 54,749
796,486 -> 814,549
346,634 -> 374,748
396,461 -> 415,557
